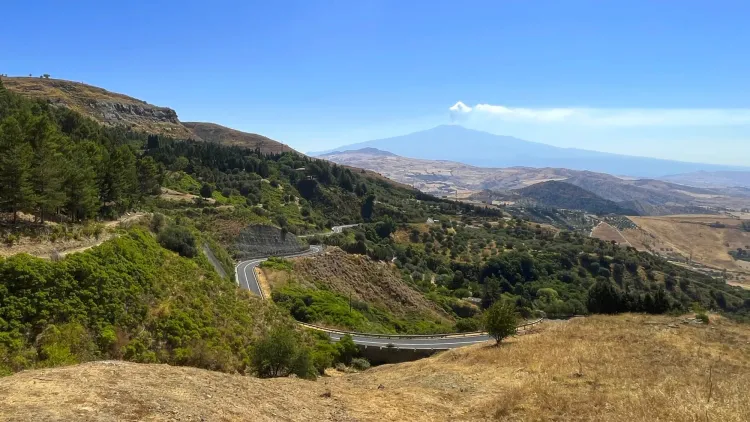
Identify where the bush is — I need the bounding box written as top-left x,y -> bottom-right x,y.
335,335 -> 358,365
696,312 -> 710,324
157,225 -> 198,258
350,357 -> 371,371
150,213 -> 167,233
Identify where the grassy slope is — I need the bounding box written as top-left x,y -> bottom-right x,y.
2,76 -> 196,140
182,122 -> 299,154
2,314 -> 749,421
261,248 -> 455,333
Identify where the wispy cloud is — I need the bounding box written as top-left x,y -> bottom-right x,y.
449,101 -> 750,126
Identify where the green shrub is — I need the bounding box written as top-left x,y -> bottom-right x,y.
350,357 -> 370,371
696,312 -> 710,324
157,225 -> 198,257
335,334 -> 359,365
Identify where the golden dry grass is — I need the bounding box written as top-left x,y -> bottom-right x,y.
2,315 -> 750,421
591,222 -> 631,246
625,216 -> 750,273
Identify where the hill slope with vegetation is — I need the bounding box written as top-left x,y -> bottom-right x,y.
183,121 -> 298,154
2,314 -> 748,421
260,248 -> 456,334
515,180 -> 640,215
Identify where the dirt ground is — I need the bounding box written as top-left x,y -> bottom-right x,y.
0,213 -> 146,259
591,222 -> 632,246
1,314 -> 749,421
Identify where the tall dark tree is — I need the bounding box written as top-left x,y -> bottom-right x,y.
0,116 -> 34,222
361,194 -> 376,221
64,145 -> 99,222
28,116 -> 66,222
137,156 -> 161,197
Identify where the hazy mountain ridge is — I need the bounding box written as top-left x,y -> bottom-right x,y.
661,170 -> 750,189
312,125 -> 748,178
323,147 -> 750,215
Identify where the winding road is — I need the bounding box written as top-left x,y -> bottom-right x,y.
234,226 -> 539,350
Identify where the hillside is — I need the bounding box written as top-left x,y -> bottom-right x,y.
1,77 -> 296,155
260,248 -> 456,333
1,76 -> 196,140
2,314 -> 749,421
183,122 -> 299,154
311,124 -> 747,178
515,181 -> 639,215
620,215 -> 750,285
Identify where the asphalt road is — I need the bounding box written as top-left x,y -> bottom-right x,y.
235,225 -> 493,350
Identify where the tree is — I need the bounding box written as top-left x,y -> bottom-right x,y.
28,116 -> 66,222
361,194 -> 376,221
587,279 -> 623,314
200,183 -> 213,199
64,146 -> 99,222
0,116 -> 34,222
484,300 -> 518,346
251,325 -> 315,379
137,156 -> 161,196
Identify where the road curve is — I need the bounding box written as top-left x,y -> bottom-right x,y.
235,226 -> 505,350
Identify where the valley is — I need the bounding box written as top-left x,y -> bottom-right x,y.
1,75 -> 750,421
322,148 -> 750,216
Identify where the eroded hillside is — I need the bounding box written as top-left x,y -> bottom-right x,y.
2,76 -> 196,139
2,314 -> 748,421
260,248 -> 456,333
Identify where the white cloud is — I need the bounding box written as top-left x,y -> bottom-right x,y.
449,102 -> 750,126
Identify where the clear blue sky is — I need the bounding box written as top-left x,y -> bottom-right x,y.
2,0 -> 750,164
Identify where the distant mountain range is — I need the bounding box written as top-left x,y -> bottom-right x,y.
660,171 -> 750,189
311,125 -> 747,179
321,147 -> 750,215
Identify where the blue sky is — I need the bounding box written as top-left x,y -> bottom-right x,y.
2,0 -> 749,164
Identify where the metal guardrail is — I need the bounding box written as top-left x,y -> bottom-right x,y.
297,318 -> 544,339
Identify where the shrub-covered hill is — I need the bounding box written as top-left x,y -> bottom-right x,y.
316,218 -> 750,322
261,248 -> 458,334
515,180 -> 639,215
0,227 -> 310,376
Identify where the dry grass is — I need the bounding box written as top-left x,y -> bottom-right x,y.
625,216 -> 750,272
183,122 -> 299,155
2,314 -> 749,421
3,77 -> 196,140
591,222 -> 631,246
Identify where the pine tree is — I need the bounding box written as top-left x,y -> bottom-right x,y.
28,116 -> 66,222
137,156 -> 161,197
0,116 -> 34,223
64,146 -> 99,222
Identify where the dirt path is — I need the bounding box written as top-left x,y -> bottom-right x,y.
0,213 -> 147,259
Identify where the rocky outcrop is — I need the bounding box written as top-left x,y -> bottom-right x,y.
2,77 -> 196,140
234,224 -> 306,259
